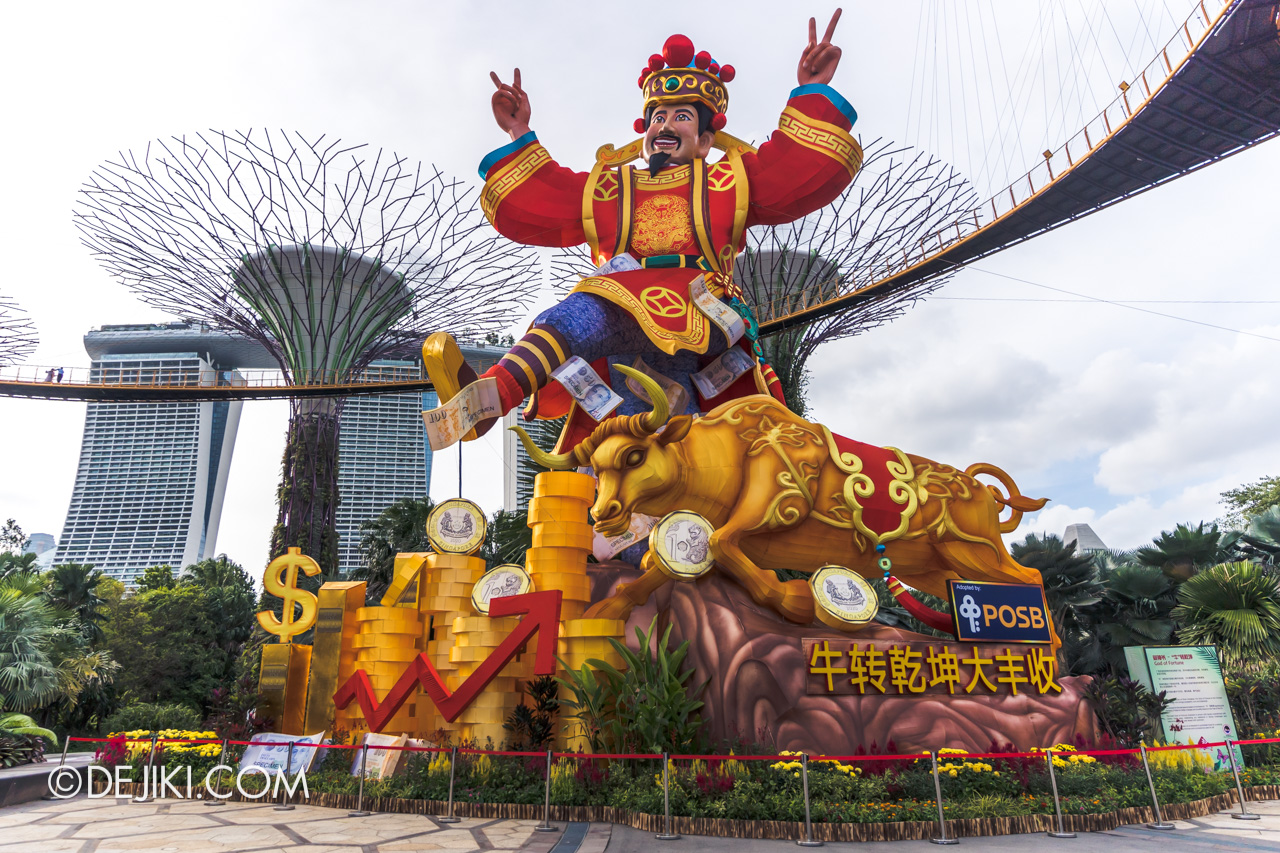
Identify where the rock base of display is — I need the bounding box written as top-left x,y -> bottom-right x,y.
588,563 -> 1096,754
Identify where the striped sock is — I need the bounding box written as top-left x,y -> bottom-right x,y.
481,324 -> 571,412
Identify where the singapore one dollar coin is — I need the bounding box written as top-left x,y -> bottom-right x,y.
810,565 -> 879,631
471,564 -> 534,615
427,498 -> 487,555
649,510 -> 716,580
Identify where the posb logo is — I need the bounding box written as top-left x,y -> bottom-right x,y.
949,580 -> 1053,643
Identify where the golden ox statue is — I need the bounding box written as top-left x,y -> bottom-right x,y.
514,366 -> 1048,628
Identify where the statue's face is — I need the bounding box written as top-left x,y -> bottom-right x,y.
643,103 -> 715,167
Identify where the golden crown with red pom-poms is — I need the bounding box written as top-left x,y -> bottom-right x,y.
633,34 -> 736,135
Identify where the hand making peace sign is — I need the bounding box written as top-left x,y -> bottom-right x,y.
797,8 -> 843,87
490,68 -> 532,140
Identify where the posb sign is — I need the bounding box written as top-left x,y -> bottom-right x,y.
948,580 -> 1052,644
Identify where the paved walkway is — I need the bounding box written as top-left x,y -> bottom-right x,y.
1,794 -> 1276,850
0,796 -> 566,851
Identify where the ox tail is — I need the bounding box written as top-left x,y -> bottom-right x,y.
965,463 -> 1049,534
886,576 -> 956,636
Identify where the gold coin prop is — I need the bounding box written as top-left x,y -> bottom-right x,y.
470,564 -> 534,615
649,510 -> 716,580
427,498 -> 487,554
810,565 -> 879,630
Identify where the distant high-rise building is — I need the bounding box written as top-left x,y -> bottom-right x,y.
503,411 -> 566,514
335,360 -> 436,576
1063,523 -> 1108,553
54,322 -> 275,583
336,346 -> 501,576
23,532 -> 56,571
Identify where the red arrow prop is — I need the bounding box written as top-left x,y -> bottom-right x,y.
333,590 -> 562,732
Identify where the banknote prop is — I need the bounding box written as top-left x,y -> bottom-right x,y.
552,356 -> 624,422
422,377 -> 501,451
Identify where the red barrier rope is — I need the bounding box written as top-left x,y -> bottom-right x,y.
59,734 -> 1280,759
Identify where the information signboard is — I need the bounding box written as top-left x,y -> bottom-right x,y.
1129,645 -> 1242,771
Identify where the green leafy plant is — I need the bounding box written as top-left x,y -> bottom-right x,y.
1084,676 -> 1170,746
504,675 -> 559,750
1173,561 -> 1280,666
103,701 -> 201,734
557,616 -> 708,755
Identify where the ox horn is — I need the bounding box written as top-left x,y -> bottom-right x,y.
612,364 -> 669,433
508,425 -> 577,470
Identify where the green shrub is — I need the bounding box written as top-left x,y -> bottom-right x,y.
104,701 -> 201,734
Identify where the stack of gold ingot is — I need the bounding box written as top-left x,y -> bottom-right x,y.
449,614 -> 534,746
525,471 -> 596,620
417,552 -> 486,739
352,605 -> 422,734
524,471 -> 630,751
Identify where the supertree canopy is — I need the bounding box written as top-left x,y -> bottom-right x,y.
75,129 -> 540,573
734,140 -> 976,415
0,294 -> 38,368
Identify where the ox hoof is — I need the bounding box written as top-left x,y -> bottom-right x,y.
778,579 -> 815,624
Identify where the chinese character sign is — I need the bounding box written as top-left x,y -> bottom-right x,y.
948,580 -> 1053,644
803,639 -> 1061,697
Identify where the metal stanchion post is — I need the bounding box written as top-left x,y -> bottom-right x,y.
929,751 -> 959,845
1044,750 -> 1076,838
349,743 -> 373,817
1139,743 -> 1175,830
535,749 -> 558,833
437,747 -> 461,823
274,743 -> 295,811
132,734 -> 160,803
42,737 -> 72,800
798,752 -> 823,847
656,753 -> 679,841
205,739 -> 228,806
1225,739 -> 1260,821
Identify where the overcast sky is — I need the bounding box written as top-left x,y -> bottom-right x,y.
1,1 -> 1276,573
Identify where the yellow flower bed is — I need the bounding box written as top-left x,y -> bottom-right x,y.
109,729 -> 222,759
769,750 -> 862,778
1029,743 -> 1098,769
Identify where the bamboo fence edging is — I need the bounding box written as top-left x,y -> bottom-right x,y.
90,780 -> 1280,841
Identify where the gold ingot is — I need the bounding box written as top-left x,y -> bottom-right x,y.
562,618 -> 626,638
451,616 -> 521,634
258,643 -> 311,735
304,580 -> 366,736
419,582 -> 479,600
430,566 -> 490,585
357,606 -> 421,623
363,620 -> 421,637
380,552 -> 429,607
525,547 -> 589,573
533,471 -> 596,502
361,661 -> 415,678
527,572 -> 593,595
528,496 -> 592,524
449,645 -> 518,664
359,647 -> 422,663
532,525 -> 595,550
426,552 -> 488,571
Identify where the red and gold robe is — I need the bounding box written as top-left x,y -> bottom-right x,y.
478,84 -> 863,358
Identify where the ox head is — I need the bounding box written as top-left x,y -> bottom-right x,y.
509,365 -> 693,537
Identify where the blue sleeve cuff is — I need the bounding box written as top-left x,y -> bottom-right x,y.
478,131 -> 538,179
788,84 -> 857,127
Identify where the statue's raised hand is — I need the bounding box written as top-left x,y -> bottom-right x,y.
797,9 -> 842,87
490,68 -> 532,139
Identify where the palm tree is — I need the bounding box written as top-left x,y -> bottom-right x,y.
0,553 -> 38,578
1136,522 -> 1228,581
353,497 -> 435,603
45,563 -> 107,643
180,555 -> 254,595
1090,562 -> 1179,672
1231,506 -> 1280,569
1172,561 -> 1280,667
480,509 -> 533,569
1010,533 -> 1104,675
0,577 -> 62,712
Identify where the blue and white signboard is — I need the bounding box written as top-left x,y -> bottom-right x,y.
947,580 -> 1053,644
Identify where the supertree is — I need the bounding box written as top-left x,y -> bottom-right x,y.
554,139 -> 976,417
0,294 -> 38,368
75,129 -> 539,574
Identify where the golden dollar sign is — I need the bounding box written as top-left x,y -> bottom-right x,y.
256,547 -> 321,643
